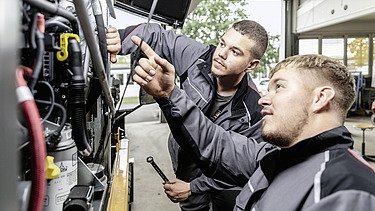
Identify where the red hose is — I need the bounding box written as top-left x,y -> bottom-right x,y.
16,66 -> 46,211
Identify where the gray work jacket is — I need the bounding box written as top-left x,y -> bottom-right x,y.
119,23 -> 263,193
156,87 -> 375,211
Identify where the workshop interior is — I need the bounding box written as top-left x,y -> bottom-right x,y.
1,0 -> 375,210
1,0 -> 195,210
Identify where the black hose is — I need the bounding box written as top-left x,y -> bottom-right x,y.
68,38 -> 92,156
45,20 -> 71,32
85,12 -> 108,113
73,0 -> 115,114
29,12 -> 37,49
93,106 -> 109,163
36,81 -> 55,122
45,16 -> 72,32
95,14 -> 108,72
28,30 -> 44,91
85,77 -> 101,112
35,100 -> 66,136
91,0 -> 108,72
24,0 -> 78,32
21,100 -> 67,150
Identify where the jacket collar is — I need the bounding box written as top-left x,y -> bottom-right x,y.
260,126 -> 353,182
231,74 -> 258,115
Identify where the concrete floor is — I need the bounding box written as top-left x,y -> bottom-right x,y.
126,121 -> 179,211
125,108 -> 375,211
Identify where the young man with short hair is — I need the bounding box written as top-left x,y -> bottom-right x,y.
131,48 -> 375,210
107,20 -> 268,210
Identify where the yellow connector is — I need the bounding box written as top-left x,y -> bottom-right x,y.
56,33 -> 80,61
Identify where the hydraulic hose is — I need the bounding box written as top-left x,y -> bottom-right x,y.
36,100 -> 67,148
68,38 -> 92,156
16,66 -> 46,211
36,81 -> 55,122
73,0 -> 115,114
82,46 -> 100,112
85,0 -> 108,113
92,0 -> 108,72
29,12 -> 37,50
23,0 -> 78,32
29,14 -> 45,91
45,19 -> 71,32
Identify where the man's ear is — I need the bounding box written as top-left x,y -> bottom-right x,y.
245,59 -> 260,73
312,86 -> 335,113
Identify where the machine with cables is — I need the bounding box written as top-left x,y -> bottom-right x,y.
17,0 -> 116,210
3,0 -> 196,210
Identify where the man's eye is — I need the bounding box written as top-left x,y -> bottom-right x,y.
276,84 -> 282,89
232,50 -> 238,56
219,42 -> 225,47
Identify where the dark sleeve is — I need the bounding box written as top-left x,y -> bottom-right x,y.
190,174 -> 240,193
117,23 -> 210,76
118,24 -> 142,44
155,87 -> 267,186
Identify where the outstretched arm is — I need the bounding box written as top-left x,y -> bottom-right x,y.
132,37 -> 265,185
106,23 -> 210,76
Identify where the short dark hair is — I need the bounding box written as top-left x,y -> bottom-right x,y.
231,20 -> 268,59
271,54 -> 356,118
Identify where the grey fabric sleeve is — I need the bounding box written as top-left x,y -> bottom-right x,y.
156,87 -> 267,187
190,174 -> 239,193
303,190 -> 375,211
119,23 -> 210,76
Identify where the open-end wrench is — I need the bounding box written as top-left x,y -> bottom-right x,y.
146,156 -> 169,183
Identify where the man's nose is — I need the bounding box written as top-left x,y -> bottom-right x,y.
218,48 -> 228,59
258,95 -> 271,106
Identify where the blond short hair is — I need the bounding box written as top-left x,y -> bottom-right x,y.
270,54 -> 356,117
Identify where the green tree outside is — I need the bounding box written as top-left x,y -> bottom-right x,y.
348,38 -> 368,67
181,0 -> 279,78
256,35 -> 280,79
182,0 -> 248,45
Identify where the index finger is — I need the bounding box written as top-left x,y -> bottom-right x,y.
131,36 -> 161,60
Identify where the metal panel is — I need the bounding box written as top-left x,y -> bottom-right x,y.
296,0 -> 375,35
114,0 -> 202,28
106,139 -> 130,211
283,0 -> 299,57
0,0 -> 19,210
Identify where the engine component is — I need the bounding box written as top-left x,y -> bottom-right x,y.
44,121 -> 78,211
63,185 -> 94,211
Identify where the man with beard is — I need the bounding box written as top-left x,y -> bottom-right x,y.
130,46 -> 375,210
106,20 -> 267,210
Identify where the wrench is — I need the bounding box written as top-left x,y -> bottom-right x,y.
146,156 -> 169,183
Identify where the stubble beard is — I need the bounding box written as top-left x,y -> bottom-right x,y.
262,108 -> 309,148
211,68 -> 223,79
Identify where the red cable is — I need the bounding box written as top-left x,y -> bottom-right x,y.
16,66 -> 46,211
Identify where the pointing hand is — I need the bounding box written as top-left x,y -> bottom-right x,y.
131,35 -> 176,98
